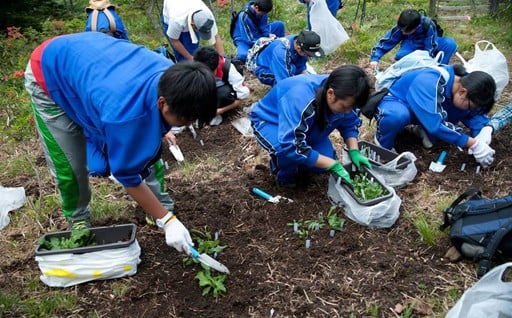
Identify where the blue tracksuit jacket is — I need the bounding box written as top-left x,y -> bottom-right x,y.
370,16 -> 457,65
39,32 -> 172,187
250,74 -> 361,180
254,34 -> 308,87
375,65 -> 489,149
232,1 -> 285,61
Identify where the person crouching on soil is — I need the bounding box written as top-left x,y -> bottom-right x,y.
249,65 -> 372,188
373,64 -> 497,168
24,32 -> 217,256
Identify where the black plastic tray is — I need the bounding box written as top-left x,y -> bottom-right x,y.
349,141 -> 411,170
338,164 -> 393,206
35,224 -> 137,256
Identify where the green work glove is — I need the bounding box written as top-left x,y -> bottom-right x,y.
327,161 -> 352,185
348,149 -> 372,170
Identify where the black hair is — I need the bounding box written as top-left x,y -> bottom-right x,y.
193,47 -> 220,71
460,70 -> 496,114
397,9 -> 421,33
158,61 -> 217,123
255,0 -> 273,13
313,65 -> 370,130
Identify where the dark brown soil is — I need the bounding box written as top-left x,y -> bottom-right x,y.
2,80 -> 512,318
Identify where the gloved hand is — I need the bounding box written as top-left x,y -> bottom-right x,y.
348,149 -> 372,170
164,217 -> 193,255
370,61 -> 379,73
327,161 -> 352,185
471,126 -> 493,151
470,140 -> 495,167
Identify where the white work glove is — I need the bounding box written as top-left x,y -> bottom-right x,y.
469,140 -> 495,167
474,126 -> 493,146
164,217 -> 193,255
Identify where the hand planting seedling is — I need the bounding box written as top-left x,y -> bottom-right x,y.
352,172 -> 389,201
38,228 -> 96,251
195,264 -> 227,298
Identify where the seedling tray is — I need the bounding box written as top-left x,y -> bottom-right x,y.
35,223 -> 137,256
341,164 -> 393,206
351,141 -> 411,170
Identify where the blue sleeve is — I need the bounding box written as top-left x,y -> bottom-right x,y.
337,111 -> 362,140
406,73 -> 469,148
370,26 -> 403,62
461,113 -> 489,137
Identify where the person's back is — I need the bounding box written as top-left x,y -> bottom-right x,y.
253,31 -> 323,87
369,9 -> 457,71
232,0 -> 285,61
85,0 -> 129,40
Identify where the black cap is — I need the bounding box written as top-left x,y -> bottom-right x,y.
296,30 -> 325,58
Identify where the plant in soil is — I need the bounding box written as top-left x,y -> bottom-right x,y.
38,229 -> 96,251
183,228 -> 226,267
195,264 -> 227,298
352,172 -> 389,201
326,206 -> 346,232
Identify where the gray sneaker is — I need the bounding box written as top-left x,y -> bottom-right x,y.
410,125 -> 433,149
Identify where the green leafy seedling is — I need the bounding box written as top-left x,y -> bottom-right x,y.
195,264 -> 227,298
352,173 -> 389,201
38,229 -> 96,251
287,219 -> 309,239
326,206 -> 346,232
184,228 -> 226,267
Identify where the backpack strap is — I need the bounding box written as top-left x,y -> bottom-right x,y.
222,58 -> 231,83
102,8 -> 117,33
477,219 -> 512,278
440,188 -> 481,230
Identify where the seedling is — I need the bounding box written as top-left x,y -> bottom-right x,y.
326,206 -> 346,232
38,229 -> 96,251
352,172 -> 389,201
195,264 -> 227,298
183,228 -> 226,267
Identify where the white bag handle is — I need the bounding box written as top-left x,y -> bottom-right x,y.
475,40 -> 496,52
381,151 -> 416,170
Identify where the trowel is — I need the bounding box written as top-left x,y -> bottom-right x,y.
189,245 -> 230,274
168,140 -> 184,163
429,150 -> 447,173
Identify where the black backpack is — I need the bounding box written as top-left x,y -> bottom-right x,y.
440,188 -> 512,278
229,7 -> 259,40
216,58 -> 237,108
417,9 -> 444,37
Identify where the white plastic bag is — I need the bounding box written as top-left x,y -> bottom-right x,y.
367,152 -> 417,188
342,149 -> 417,188
0,186 -> 26,230
446,262 -> 512,318
309,0 -> 349,54
327,173 -> 401,228
456,41 -> 509,101
36,240 -> 141,287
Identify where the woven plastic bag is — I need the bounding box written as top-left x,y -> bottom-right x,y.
309,0 -> 349,54
445,262 -> 512,318
327,173 -> 401,228
455,41 -> 509,101
36,240 -> 141,287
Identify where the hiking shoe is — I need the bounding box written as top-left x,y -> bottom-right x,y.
410,125 -> 433,149
69,219 -> 91,231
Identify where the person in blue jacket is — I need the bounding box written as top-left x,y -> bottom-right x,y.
24,32 -> 217,255
251,30 -> 324,87
374,64 -> 497,167
250,65 -> 372,188
232,0 -> 285,62
370,9 -> 457,72
85,1 -> 130,40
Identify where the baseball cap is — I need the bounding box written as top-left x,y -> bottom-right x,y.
296,30 -> 325,58
192,10 -> 214,40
